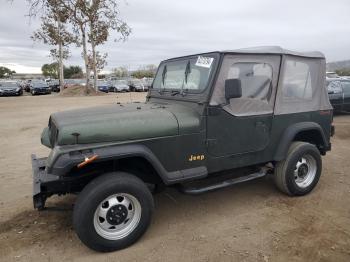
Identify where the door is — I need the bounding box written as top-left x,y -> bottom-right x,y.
207,54 -> 281,157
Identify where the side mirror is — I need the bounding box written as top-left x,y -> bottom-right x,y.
225,79 -> 242,101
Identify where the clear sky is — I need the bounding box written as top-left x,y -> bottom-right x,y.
0,0 -> 349,73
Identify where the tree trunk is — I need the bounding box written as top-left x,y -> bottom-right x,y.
58,20 -> 64,90
92,40 -> 97,92
80,25 -> 90,94
90,20 -> 98,92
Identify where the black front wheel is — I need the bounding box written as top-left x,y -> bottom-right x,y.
73,172 -> 154,252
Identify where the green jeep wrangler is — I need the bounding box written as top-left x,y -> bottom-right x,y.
32,46 -> 334,252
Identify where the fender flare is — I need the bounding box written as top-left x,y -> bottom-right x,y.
273,122 -> 328,161
49,144 -> 207,185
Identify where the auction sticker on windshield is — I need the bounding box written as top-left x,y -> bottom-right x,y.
195,56 -> 214,68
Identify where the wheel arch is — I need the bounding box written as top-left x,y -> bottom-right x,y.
274,122 -> 329,161
51,144 -> 181,186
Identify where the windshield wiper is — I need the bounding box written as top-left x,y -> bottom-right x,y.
180,61 -> 191,96
157,65 -> 167,94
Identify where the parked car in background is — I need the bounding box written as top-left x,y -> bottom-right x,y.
30,80 -> 51,96
19,80 -> 26,90
0,81 -> 22,96
113,80 -> 130,92
24,79 -> 33,92
326,72 -> 340,78
327,78 -> 350,112
96,80 -> 109,93
128,79 -> 145,92
107,80 -> 115,92
141,78 -> 154,91
48,80 -> 60,92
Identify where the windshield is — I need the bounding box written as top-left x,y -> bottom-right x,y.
152,55 -> 215,92
32,81 -> 48,87
116,80 -> 127,85
0,82 -> 18,88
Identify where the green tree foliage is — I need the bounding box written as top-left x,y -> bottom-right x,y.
131,64 -> 157,79
0,66 -> 16,78
41,63 -> 59,78
64,66 -> 83,79
335,68 -> 350,76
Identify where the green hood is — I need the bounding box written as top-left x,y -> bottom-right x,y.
42,102 -> 200,148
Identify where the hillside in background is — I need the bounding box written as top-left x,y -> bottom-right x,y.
326,60 -> 350,71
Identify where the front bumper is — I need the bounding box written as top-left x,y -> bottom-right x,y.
32,153 -> 97,209
0,90 -> 21,96
32,88 -> 51,94
32,154 -> 60,209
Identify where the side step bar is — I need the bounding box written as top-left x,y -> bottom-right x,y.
180,169 -> 267,195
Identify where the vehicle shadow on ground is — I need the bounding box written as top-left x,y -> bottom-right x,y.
0,176 -> 280,255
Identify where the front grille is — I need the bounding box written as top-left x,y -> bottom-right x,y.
2,89 -> 17,94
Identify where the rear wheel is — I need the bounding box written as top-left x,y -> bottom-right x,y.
274,142 -> 322,196
73,172 -> 154,252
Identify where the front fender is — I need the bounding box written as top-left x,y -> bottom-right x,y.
47,144 -> 207,185
274,122 -> 328,161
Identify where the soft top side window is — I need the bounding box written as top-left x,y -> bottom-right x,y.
211,55 -> 280,116
227,62 -> 273,101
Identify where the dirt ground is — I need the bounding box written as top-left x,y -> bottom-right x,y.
0,92 -> 349,262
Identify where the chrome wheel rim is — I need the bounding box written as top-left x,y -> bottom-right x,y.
294,154 -> 317,188
93,193 -> 141,240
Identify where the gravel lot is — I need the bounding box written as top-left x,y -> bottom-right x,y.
0,93 -> 349,262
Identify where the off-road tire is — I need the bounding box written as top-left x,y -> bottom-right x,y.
274,142 -> 322,196
73,172 -> 154,252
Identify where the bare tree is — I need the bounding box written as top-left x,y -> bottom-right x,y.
88,51 -> 107,74
79,0 -> 131,91
29,0 -> 75,89
66,0 -> 92,92
28,0 -> 131,93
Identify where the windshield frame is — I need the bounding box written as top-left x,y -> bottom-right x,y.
150,52 -> 220,97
